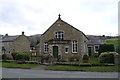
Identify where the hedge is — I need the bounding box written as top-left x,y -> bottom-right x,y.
99,44 -> 115,55
99,52 -> 118,64
15,53 -> 30,61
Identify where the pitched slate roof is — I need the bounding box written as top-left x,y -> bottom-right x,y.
28,34 -> 41,47
87,35 -> 105,45
2,36 -> 19,42
87,39 -> 104,45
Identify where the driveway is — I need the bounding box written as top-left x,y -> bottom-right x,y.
2,67 -> 119,78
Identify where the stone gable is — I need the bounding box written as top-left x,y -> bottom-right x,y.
40,16 -> 88,61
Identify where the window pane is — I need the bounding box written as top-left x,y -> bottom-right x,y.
44,42 -> 48,52
55,31 -> 64,40
65,48 -> 68,53
72,40 -> 78,53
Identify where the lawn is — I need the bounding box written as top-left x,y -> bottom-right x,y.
1,79 -> 8,80
0,62 -> 2,67
2,62 -> 39,69
30,56 -> 39,61
89,58 -> 99,64
45,65 -> 120,72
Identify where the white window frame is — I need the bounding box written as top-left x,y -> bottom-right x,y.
72,40 -> 78,53
55,31 -> 64,40
44,42 -> 48,53
94,45 -> 99,53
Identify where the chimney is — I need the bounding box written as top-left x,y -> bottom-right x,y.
22,31 -> 24,35
5,33 -> 8,36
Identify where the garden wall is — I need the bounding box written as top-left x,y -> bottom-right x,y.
114,54 -> 120,65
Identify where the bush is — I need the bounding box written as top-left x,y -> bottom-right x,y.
99,52 -> 118,64
11,53 -> 17,60
15,53 -> 30,61
2,54 -> 13,60
99,44 -> 115,55
83,54 -> 89,63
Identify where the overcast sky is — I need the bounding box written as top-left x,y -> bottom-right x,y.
0,0 -> 119,36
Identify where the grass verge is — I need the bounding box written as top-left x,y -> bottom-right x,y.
45,65 -> 120,72
2,62 -> 39,69
90,58 -> 99,64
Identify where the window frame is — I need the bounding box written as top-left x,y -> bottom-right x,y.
55,31 -> 64,40
72,40 -> 78,53
94,45 -> 99,53
44,42 -> 48,53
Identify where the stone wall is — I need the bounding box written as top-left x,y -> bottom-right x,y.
114,54 -> 120,65
2,42 -> 14,54
62,53 -> 82,62
14,35 -> 30,53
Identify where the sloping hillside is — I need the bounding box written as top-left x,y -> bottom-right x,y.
105,38 -> 120,46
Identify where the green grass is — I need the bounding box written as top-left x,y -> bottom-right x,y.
45,65 -> 120,72
1,79 -> 8,80
2,62 -> 39,69
30,57 -> 39,61
90,58 -> 99,64
105,38 -> 120,46
0,62 -> 2,67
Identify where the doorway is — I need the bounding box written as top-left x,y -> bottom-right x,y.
53,46 -> 58,58
88,47 -> 92,57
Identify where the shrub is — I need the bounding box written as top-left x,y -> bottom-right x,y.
83,54 -> 89,63
99,44 -> 115,55
2,54 -> 13,60
99,52 -> 118,64
11,53 -> 17,60
15,53 -> 30,61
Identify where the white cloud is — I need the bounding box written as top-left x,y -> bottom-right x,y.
0,0 -> 119,36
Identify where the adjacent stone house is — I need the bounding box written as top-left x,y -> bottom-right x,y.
39,15 -> 88,61
87,37 -> 104,57
0,35 -> 3,55
2,32 -> 30,54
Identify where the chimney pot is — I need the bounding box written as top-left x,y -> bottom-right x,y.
22,31 -> 24,35
5,34 -> 8,36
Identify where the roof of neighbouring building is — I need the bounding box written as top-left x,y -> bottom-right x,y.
2,36 -> 19,42
28,34 -> 41,47
87,39 -> 104,45
87,35 -> 105,45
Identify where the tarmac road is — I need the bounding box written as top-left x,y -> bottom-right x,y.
1,67 -> 119,78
